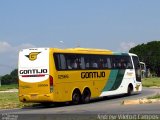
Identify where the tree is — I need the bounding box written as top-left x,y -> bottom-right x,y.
1,69 -> 18,85
129,41 -> 160,77
10,69 -> 18,83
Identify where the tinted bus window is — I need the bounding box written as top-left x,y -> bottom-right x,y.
54,54 -> 133,70
54,54 -> 66,70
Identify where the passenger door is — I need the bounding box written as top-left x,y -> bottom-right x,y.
132,56 -> 141,82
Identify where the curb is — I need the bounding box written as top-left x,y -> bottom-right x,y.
122,98 -> 160,105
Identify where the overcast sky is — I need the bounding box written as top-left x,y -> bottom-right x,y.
0,0 -> 160,75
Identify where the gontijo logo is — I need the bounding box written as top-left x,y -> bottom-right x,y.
25,52 -> 41,61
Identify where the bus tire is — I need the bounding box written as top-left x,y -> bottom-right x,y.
127,84 -> 133,96
81,88 -> 91,104
72,89 -> 81,105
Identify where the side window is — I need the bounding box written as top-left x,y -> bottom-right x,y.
80,56 -> 85,69
65,54 -> 85,70
54,53 -> 66,70
98,58 -> 104,69
60,54 -> 66,69
118,56 -> 133,69
65,54 -> 78,69
125,56 -> 133,69
110,56 -> 117,69
85,56 -> 90,69
103,56 -> 111,69
109,55 -> 133,69
54,53 -> 87,70
91,56 -> 98,69
115,56 -> 122,69
84,55 -> 100,69
132,56 -> 140,69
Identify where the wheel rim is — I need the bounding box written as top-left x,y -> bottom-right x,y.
82,90 -> 91,103
72,92 -> 80,104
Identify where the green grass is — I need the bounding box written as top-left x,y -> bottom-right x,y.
147,94 -> 160,99
0,92 -> 36,109
142,77 -> 160,87
0,92 -> 19,108
0,84 -> 18,91
0,84 -> 24,109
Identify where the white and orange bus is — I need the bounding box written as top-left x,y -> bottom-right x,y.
18,48 -> 142,104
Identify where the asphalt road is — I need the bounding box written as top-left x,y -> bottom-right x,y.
0,88 -> 160,120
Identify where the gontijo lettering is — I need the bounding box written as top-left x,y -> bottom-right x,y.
81,71 -> 105,79
19,69 -> 48,75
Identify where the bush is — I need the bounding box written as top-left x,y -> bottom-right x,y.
1,69 -> 18,85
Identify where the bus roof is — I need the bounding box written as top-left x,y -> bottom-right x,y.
63,48 -> 137,56
65,48 -> 112,52
19,47 -> 138,56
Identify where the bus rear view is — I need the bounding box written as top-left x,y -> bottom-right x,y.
18,48 -> 53,102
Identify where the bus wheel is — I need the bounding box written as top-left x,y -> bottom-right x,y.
127,84 -> 133,96
72,90 -> 81,105
81,88 -> 91,104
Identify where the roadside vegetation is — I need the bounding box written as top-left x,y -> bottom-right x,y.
0,69 -> 18,85
143,78 -> 160,100
0,92 -> 21,109
147,93 -> 160,99
0,92 -> 37,109
0,84 -> 18,91
130,41 -> 160,77
142,77 -> 160,87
